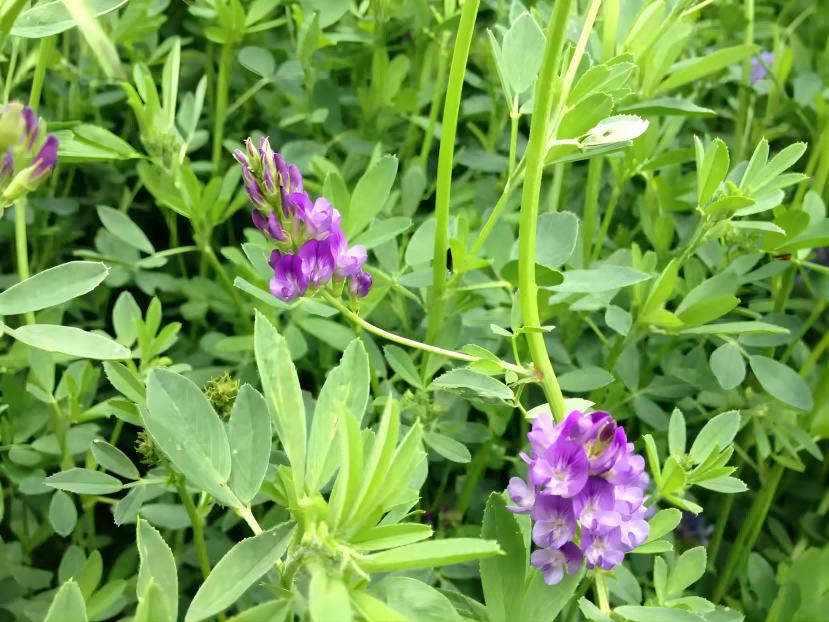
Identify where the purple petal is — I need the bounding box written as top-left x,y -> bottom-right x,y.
532,438 -> 589,498
506,476 -> 535,514
22,107 -> 39,149
28,134 -> 58,182
531,495 -> 577,549
582,527 -> 625,571
348,271 -> 372,298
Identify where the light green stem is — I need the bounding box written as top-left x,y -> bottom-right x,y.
175,478 -> 212,580
323,292 -> 527,375
426,0 -> 480,351
14,201 -> 35,324
211,42 -> 234,167
517,0 -> 575,421
29,36 -> 54,109
594,572 -> 611,613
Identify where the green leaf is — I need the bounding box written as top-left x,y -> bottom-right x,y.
12,0 -> 126,37
657,43 -> 758,92
49,490 -> 78,536
352,523 -> 433,551
696,138 -> 729,206
306,339 -> 369,491
709,343 -> 745,390
676,295 -> 739,327
359,538 -> 501,573
605,305 -> 632,336
501,12 -> 545,94
309,569 -> 353,622
91,439 -> 140,479
552,266 -> 651,293
96,205 -> 155,254
659,456 -> 687,496
424,431 -> 471,463
144,369 -> 237,506
619,98 -> 716,117
350,589 -> 409,622
689,411 -> 741,464
430,369 -> 513,404
254,312 -> 306,491
614,605 -> 703,622
9,324 -> 130,360
44,468 -> 123,495
480,494 -> 526,621
0,261 -> 109,315
345,155 -> 398,237
103,361 -> 145,405
384,345 -> 423,389
668,409 -> 686,457
667,546 -> 707,595
44,580 -> 88,622
536,212 -> 579,270
134,581 -> 174,622
521,568 -> 581,622
696,476 -> 748,493
238,46 -> 275,78
749,355 -> 813,411
371,577 -> 462,622
679,321 -> 789,335
351,217 -> 412,250
227,385 -> 272,504
112,291 -> 141,346
558,366 -> 615,392
185,523 -> 293,622
136,518 -> 178,619
645,508 -> 682,542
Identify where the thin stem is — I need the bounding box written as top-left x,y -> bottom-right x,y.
237,506 -> 263,535
594,572 -> 611,613
211,42 -> 234,168
426,0 -> 480,352
175,478 -> 212,580
733,0 -> 755,162
322,292 -> 527,375
801,328 -> 829,376
418,39 -> 449,167
516,0 -> 575,420
508,97 -> 519,177
202,244 -> 252,331
706,492 -> 735,571
14,201 -> 35,324
582,157 -> 603,266
29,37 -> 55,109
713,462 -> 784,603
591,179 -> 622,262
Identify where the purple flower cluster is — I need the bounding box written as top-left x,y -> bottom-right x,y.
508,409 -> 649,585
234,137 -> 371,302
0,103 -> 58,206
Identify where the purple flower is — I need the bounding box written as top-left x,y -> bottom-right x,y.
572,477 -> 617,532
750,51 -> 774,84
22,107 -> 39,149
348,271 -> 373,298
298,239 -> 335,288
1,148 -> 13,179
530,542 -> 582,585
28,135 -> 58,182
531,437 -> 589,498
507,408 -> 650,576
582,527 -> 625,571
269,251 -> 309,302
330,227 -> 367,277
293,192 -> 337,238
531,495 -> 577,549
507,476 -> 535,513
252,209 -> 284,241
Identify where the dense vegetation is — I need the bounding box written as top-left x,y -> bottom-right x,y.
0,0 -> 827,621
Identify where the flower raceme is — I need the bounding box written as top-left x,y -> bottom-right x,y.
0,103 -> 58,208
508,409 -> 649,585
234,137 -> 371,302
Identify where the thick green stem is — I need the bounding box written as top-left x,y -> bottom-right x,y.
14,201 -> 35,324
594,572 -> 611,613
175,478 -> 212,580
426,0 -> 480,351
517,0 -> 574,420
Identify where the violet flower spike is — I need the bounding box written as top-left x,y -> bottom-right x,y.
298,239 -> 336,288
348,271 -> 372,298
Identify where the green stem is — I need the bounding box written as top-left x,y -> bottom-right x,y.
594,572 -> 611,613
322,292 -> 527,375
713,462 -> 784,603
508,97 -> 519,177
733,0 -> 755,162
202,244 -> 252,331
801,328 -> 829,376
237,505 -> 263,535
426,0 -> 480,351
175,478 -> 212,580
517,0 -> 574,420
29,36 -> 54,109
582,157 -> 603,266
706,491 -> 735,571
14,201 -> 35,324
211,42 -> 234,168
591,179 -> 622,262
601,0 -> 619,61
